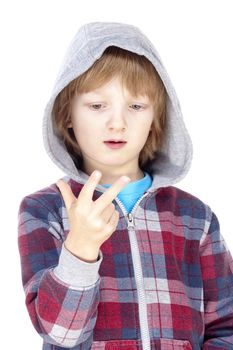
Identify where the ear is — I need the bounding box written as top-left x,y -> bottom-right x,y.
67,121 -> 72,128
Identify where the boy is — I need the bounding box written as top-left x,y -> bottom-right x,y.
18,22 -> 233,349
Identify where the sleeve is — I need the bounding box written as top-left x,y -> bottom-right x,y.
200,209 -> 233,349
17,195 -> 103,348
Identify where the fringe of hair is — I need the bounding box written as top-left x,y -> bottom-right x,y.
52,46 -> 167,170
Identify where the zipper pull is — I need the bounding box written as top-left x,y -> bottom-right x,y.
127,212 -> 135,228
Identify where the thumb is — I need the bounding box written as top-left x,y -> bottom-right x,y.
56,179 -> 76,210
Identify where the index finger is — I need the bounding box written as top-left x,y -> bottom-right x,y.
78,170 -> 103,203
94,175 -> 130,213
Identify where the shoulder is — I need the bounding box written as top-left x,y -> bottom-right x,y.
154,185 -> 213,222
18,177 -> 68,221
18,176 -> 85,218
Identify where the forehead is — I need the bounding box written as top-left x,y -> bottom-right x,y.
81,76 -> 149,100
87,77 -> 125,93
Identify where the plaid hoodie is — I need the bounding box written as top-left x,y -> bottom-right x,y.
17,22 -> 233,349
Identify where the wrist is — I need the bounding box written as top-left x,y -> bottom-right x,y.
64,238 -> 99,263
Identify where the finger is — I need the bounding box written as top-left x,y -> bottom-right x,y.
77,170 -> 102,203
101,203 -> 115,222
56,179 -> 77,210
94,176 -> 130,214
105,210 -> 119,233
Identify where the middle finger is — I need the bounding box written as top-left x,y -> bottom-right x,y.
94,176 -> 130,214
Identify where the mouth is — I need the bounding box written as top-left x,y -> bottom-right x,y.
104,139 -> 126,143
103,140 -> 127,149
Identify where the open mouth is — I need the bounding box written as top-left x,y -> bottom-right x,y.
104,141 -> 127,149
106,141 -> 125,143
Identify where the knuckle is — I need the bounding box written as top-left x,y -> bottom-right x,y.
74,204 -> 85,216
94,219 -> 104,231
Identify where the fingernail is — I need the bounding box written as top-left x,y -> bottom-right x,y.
93,170 -> 101,178
56,180 -> 64,187
121,176 -> 131,183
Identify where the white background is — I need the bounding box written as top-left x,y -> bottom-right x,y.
1,0 -> 233,348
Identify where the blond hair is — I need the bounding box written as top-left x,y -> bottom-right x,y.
52,46 -> 167,170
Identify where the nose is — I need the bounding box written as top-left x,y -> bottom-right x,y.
106,107 -> 127,131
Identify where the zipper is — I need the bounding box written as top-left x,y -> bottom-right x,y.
127,212 -> 135,228
115,192 -> 151,350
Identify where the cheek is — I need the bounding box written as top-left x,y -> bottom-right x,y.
72,117 -> 92,137
132,122 -> 151,139
73,122 -> 99,149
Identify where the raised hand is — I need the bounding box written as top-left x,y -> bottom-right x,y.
56,171 -> 130,262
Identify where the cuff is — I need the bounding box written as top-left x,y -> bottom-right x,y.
53,243 -> 103,288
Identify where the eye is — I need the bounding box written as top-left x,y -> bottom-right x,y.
90,103 -> 104,110
130,104 -> 144,111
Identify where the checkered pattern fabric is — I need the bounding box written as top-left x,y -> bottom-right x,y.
18,178 -> 233,349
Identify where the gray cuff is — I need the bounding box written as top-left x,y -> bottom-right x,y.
53,243 -> 103,288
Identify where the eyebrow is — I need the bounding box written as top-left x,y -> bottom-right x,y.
84,91 -> 107,97
82,91 -> 149,102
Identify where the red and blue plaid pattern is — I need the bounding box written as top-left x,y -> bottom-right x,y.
18,178 -> 233,349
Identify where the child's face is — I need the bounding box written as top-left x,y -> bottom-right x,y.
69,76 -> 154,184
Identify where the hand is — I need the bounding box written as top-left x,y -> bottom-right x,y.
56,171 -> 130,262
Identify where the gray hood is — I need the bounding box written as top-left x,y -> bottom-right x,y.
42,21 -> 193,193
